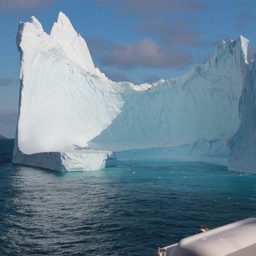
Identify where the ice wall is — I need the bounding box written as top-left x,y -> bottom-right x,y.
15,13 -> 123,155
90,37 -> 249,165
13,12 -> 249,168
228,58 -> 256,173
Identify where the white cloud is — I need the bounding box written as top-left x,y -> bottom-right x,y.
101,38 -> 193,69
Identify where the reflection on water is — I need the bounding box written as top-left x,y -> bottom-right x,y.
1,160 -> 256,255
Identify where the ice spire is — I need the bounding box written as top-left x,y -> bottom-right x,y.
237,35 -> 249,64
51,11 -> 77,39
50,11 -> 96,74
31,16 -> 43,31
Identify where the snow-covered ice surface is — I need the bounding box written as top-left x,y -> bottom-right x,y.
228,57 -> 256,173
13,12 -> 249,171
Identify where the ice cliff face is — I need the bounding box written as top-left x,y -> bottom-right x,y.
228,58 -> 256,173
15,13 -> 123,155
90,36 -> 248,165
92,37 -> 248,150
14,12 -> 249,167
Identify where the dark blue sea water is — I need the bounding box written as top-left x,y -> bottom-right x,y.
0,139 -> 256,256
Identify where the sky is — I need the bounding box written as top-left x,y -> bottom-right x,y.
0,0 -> 256,138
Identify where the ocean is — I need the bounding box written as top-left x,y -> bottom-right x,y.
0,139 -> 256,255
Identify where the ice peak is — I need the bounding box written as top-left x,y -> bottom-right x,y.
237,35 -> 249,64
50,11 -> 76,37
56,11 -> 73,28
50,11 -> 97,75
58,11 -> 66,19
238,35 -> 247,42
214,35 -> 249,65
30,16 -> 43,31
236,35 -> 249,48
220,39 -> 226,44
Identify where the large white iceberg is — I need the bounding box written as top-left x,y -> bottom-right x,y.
13,12 -> 249,171
13,13 -> 118,171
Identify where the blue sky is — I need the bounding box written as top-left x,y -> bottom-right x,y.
0,0 -> 256,138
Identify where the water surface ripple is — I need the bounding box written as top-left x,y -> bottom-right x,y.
0,140 -> 256,255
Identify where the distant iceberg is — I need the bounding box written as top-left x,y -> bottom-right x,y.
228,56 -> 256,173
13,12 -> 249,171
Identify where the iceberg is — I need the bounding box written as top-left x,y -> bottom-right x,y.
13,13 -> 119,171
228,57 -> 256,173
13,12 -> 249,171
